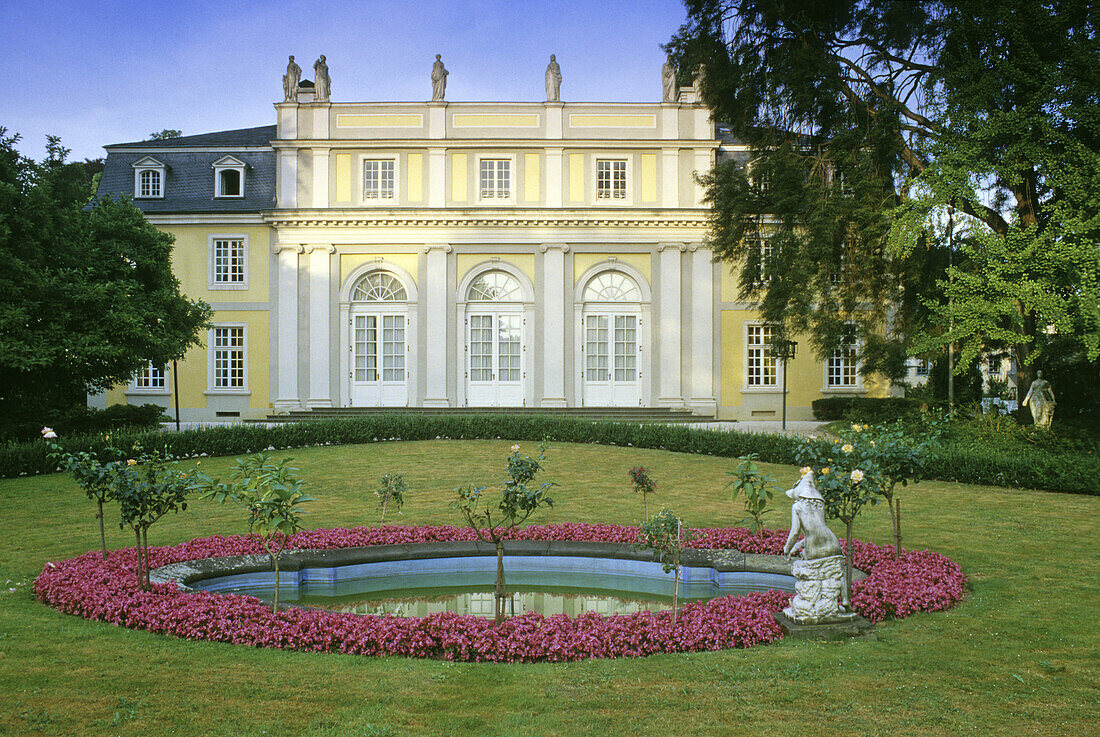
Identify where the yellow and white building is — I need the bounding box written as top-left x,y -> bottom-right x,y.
92,69 -> 882,422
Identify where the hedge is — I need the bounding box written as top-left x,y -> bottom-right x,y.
2,414 -> 1096,495
812,397 -> 948,423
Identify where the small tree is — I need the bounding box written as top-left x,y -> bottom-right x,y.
452,443 -> 555,624
628,466 -> 657,521
44,428 -> 120,558
635,509 -> 697,625
190,454 -> 313,613
725,454 -> 777,533
375,473 -> 407,524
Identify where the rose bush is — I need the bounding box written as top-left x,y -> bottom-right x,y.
34,523 -> 966,662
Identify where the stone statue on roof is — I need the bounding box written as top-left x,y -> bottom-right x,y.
546,54 -> 562,102
283,55 -> 301,102
314,55 -> 330,102
662,55 -> 678,103
431,54 -> 449,101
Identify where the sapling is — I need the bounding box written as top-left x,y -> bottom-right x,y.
725,454 -> 776,533
44,429 -> 119,558
635,509 -> 696,625
375,473 -> 407,524
628,466 -> 657,521
452,443 -> 555,624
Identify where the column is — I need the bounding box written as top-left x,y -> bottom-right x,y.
657,244 -> 683,407
540,244 -> 568,407
423,244 -> 451,406
690,245 -> 717,415
306,244 -> 335,408
546,148 -> 563,208
428,149 -> 446,207
273,243 -> 302,412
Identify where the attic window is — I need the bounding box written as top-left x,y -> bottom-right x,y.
212,156 -> 246,198
132,156 -> 166,198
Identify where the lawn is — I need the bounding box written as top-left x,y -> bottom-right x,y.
1,439 -> 1097,736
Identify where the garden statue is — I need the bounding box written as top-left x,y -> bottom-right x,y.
545,54 -> 562,102
782,471 -> 852,623
313,55 -> 330,102
1022,370 -> 1056,428
283,55 -> 301,102
662,55 -> 678,102
431,54 -> 448,101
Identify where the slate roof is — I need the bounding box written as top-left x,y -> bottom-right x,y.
94,126 -> 276,214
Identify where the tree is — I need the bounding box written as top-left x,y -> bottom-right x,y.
627,466 -> 657,521
147,129 -> 182,140
452,443 -> 555,624
668,0 -> 1100,403
0,129 -> 211,434
634,509 -> 697,625
375,473 -> 407,524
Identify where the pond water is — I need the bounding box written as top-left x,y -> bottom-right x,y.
189,554 -> 796,619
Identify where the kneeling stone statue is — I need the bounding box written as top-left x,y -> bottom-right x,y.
782,471 -> 853,624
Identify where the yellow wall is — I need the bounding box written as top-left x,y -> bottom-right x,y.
640,153 -> 657,203
407,153 -> 423,202
568,153 -> 584,202
340,253 -> 421,287
572,253 -> 652,286
163,225 -> 271,303
456,254 -> 535,288
451,153 -> 468,202
524,153 -> 540,203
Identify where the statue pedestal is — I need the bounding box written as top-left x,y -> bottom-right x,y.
773,611 -> 876,641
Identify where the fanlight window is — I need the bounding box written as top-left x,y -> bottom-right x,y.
468,271 -> 521,301
352,272 -> 407,302
583,271 -> 640,302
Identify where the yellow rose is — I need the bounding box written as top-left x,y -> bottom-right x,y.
851,423 -> 862,432
842,443 -> 854,454
851,469 -> 865,483
821,467 -> 830,475
126,459 -> 137,466
799,466 -> 812,476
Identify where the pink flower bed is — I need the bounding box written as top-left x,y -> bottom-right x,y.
34,523 -> 966,662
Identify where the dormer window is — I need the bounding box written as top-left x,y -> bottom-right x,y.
132,156 -> 166,198
212,155 -> 247,198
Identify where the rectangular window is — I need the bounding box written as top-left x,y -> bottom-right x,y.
133,363 -> 166,390
987,355 -> 1001,375
213,326 -> 246,390
138,169 -> 161,198
916,359 -> 931,376
613,315 -> 636,381
212,238 -> 246,285
746,324 -> 777,387
363,160 -> 396,200
596,159 -> 627,200
757,240 -> 773,283
827,325 -> 859,387
586,315 -> 609,382
479,159 -> 511,199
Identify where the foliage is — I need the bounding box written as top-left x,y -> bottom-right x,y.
811,397 -> 946,423
188,453 -> 313,612
635,509 -> 698,624
3,403 -> 165,443
0,129 -> 211,428
147,129 -> 182,140
44,430 -> 123,558
627,466 -> 657,521
375,472 -> 407,524
452,443 -> 555,623
928,354 -> 984,406
725,454 -> 776,533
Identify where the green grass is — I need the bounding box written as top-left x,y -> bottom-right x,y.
1,439 -> 1097,737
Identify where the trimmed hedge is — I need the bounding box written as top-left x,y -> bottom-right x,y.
812,397 -> 948,423
0,403 -> 166,443
2,413 -> 1095,495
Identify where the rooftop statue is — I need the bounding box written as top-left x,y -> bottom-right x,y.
313,55 -> 330,102
781,471 -> 852,623
1022,370 -> 1056,429
283,55 -> 302,102
662,55 -> 678,103
545,54 -> 562,102
431,54 -> 449,101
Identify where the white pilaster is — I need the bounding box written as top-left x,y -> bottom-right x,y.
540,244 -> 568,407
546,148 -> 563,208
428,102 -> 447,139
311,148 -> 330,208
306,245 -> 335,408
273,243 -> 302,412
690,246 -> 717,415
275,102 -> 298,139
546,103 -> 564,138
313,104 -> 330,140
423,244 -> 451,406
693,149 -> 713,206
657,244 -> 683,407
660,105 -> 679,139
428,149 -> 446,207
278,150 -> 298,209
661,149 -> 679,208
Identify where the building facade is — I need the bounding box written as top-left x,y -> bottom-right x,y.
92,66 -> 885,422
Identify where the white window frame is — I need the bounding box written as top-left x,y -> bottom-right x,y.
359,155 -> 399,204
823,324 -> 864,392
208,234 -> 249,290
595,158 -> 630,203
207,323 -> 249,394
743,321 -> 781,392
128,362 -> 169,395
755,239 -> 774,283
132,157 -> 166,199
476,155 -> 515,203
212,155 -> 246,198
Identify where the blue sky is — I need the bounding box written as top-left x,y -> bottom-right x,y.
4,0 -> 691,161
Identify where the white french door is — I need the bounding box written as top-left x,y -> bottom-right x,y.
583,313 -> 640,406
466,312 -> 524,406
349,312 -> 407,406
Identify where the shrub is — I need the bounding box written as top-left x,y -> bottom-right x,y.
812,397 -> 946,423
0,403 -> 166,443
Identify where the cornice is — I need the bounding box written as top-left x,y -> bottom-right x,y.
263,209 -> 711,229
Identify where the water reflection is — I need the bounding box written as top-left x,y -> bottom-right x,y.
304,589 -> 672,618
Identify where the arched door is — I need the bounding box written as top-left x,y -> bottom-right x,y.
465,271 -> 525,406
348,272 -> 409,406
581,271 -> 643,406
